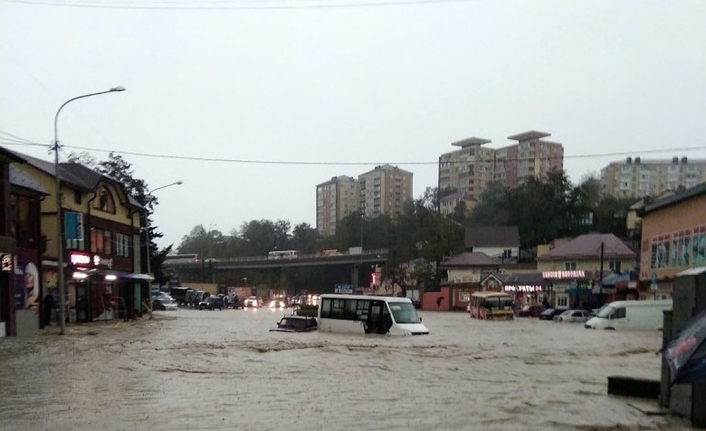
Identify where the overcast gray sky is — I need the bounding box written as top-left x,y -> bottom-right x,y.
2,0 -> 705,250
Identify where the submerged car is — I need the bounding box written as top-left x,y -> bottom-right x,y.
199,296 -> 224,310
517,304 -> 544,317
153,297 -> 178,311
555,309 -> 591,323
269,315 -> 318,332
539,307 -> 568,320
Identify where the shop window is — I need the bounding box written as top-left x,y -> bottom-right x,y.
90,228 -> 113,255
11,194 -> 37,248
556,294 -> 568,308
115,233 -> 130,257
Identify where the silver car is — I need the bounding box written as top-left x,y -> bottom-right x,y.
555,309 -> 591,323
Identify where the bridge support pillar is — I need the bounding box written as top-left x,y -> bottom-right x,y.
351,264 -> 359,289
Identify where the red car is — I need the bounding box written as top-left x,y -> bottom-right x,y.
518,304 -> 544,317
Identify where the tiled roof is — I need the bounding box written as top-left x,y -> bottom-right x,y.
537,233 -> 636,261
441,252 -> 499,267
465,226 -> 520,248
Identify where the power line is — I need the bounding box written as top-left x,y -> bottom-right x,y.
2,131 -> 705,166
2,0 -> 476,10
63,143 -> 706,166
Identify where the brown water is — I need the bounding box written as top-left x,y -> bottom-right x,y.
0,308 -> 695,431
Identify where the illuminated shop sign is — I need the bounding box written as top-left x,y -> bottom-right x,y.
504,285 -> 543,293
93,255 -> 113,269
69,251 -> 91,268
542,270 -> 586,280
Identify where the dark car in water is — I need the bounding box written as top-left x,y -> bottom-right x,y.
199,296 -> 224,311
517,304 -> 544,317
269,315 -> 318,332
539,307 -> 568,320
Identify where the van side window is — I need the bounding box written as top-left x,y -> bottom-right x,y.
614,307 -> 626,319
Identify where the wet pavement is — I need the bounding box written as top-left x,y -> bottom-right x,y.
0,308 -> 697,431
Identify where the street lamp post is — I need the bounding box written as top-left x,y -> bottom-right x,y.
54,86 -> 125,335
144,181 -> 183,276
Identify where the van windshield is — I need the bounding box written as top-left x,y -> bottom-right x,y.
597,305 -> 615,319
388,302 -> 421,324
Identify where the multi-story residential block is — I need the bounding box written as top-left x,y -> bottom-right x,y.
358,164 -> 413,219
501,131 -> 564,188
601,156 -> 706,199
438,137 -> 496,213
316,175 -> 359,236
438,131 -> 564,214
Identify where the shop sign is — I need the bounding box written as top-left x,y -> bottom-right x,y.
69,251 -> 91,268
542,270 -> 586,280
504,284 -> 543,293
93,255 -> 113,269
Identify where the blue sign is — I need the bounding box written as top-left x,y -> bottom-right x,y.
334,284 -> 354,294
64,212 -> 84,240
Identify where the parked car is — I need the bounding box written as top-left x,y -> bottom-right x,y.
539,307 -> 568,320
555,309 -> 591,323
153,297 -> 178,311
199,296 -> 224,310
243,296 -> 262,308
517,304 -> 544,317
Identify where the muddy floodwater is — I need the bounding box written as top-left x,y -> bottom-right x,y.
0,308 -> 696,431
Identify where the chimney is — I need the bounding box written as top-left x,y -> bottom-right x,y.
672,157 -> 679,164
681,157 -> 688,164
635,157 -> 641,164
626,157 -> 632,164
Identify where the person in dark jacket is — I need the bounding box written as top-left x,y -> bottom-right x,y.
42,293 -> 56,327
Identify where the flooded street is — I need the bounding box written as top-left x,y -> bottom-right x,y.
0,309 -> 695,431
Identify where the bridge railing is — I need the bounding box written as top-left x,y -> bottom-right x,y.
163,249 -> 389,266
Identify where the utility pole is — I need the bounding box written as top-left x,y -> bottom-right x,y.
599,242 -> 605,307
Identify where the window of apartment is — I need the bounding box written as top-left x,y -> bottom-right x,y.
115,233 -> 130,257
73,190 -> 82,205
90,228 -> 113,255
565,262 -> 577,270
93,186 -> 116,213
10,194 -> 38,248
609,261 -> 622,272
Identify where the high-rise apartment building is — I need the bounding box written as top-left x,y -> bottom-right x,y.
438,130 -> 564,213
316,176 -> 359,236
499,131 -> 564,188
601,156 -> 706,199
358,164 -> 413,219
438,137 -> 496,213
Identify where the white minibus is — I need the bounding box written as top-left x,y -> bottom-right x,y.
317,294 -> 429,335
584,299 -> 672,331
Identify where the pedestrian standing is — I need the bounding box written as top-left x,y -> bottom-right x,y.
42,293 -> 56,327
